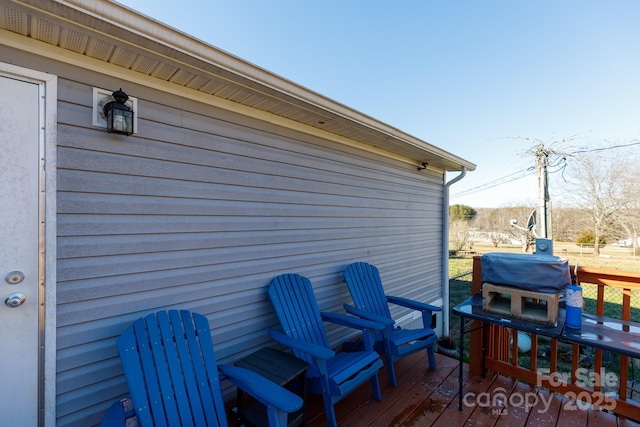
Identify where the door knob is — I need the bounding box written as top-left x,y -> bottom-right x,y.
5,271 -> 25,284
4,292 -> 26,308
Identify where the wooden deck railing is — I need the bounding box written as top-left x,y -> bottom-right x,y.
469,256 -> 640,420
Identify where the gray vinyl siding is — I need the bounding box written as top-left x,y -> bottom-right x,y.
3,49 -> 445,425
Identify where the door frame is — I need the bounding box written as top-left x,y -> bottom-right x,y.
1,61 -> 57,426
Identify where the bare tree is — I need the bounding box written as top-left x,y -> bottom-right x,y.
449,220 -> 471,252
551,206 -> 589,242
448,204 -> 477,252
615,153 -> 640,255
564,149 -> 632,256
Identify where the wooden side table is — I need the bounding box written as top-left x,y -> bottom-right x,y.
234,347 -> 309,427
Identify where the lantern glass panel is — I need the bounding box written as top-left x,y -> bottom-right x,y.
106,103 -> 134,135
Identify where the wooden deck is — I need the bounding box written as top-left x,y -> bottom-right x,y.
299,351 -> 640,427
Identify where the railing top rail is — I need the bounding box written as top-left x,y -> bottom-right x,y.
576,266 -> 640,288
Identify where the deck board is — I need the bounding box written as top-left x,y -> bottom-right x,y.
493,379 -> 537,427
303,352 -> 640,427
338,352 -> 457,427
228,351 -> 640,427
554,395 -> 588,427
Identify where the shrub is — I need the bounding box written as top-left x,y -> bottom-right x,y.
576,229 -> 606,246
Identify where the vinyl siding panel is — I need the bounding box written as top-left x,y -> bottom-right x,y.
52,72 -> 445,425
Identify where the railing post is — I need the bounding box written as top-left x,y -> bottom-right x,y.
469,256 -> 483,375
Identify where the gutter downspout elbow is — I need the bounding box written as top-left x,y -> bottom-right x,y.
442,167 -> 467,337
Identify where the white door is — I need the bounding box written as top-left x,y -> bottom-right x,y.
0,74 -> 42,426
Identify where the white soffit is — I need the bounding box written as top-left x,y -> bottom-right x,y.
1,0 -> 475,172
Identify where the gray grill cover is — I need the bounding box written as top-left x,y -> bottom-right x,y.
481,253 -> 571,293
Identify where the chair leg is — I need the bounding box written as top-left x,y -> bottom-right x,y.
370,373 -> 382,401
267,406 -> 289,427
386,353 -> 398,387
427,345 -> 437,370
319,373 -> 339,427
322,395 -> 338,427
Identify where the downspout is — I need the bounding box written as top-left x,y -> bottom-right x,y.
442,167 -> 467,337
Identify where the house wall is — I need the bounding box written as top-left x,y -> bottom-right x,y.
1,46 -> 445,426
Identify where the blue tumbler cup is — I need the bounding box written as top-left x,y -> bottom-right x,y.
565,284 -> 582,329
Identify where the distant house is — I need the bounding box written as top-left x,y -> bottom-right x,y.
0,1 -> 475,425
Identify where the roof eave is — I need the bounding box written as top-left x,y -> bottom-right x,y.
7,0 -> 476,171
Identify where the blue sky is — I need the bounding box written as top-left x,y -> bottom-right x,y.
122,1 -> 640,208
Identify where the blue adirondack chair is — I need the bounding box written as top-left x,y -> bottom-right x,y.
268,274 -> 384,427
102,310 -> 302,427
343,262 -> 442,387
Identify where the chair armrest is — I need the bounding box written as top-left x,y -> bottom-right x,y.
269,329 -> 335,360
321,311 -> 385,331
219,364 -> 303,413
343,304 -> 395,326
386,295 -> 442,313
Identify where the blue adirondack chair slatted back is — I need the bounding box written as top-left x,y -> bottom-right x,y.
344,262 -> 393,320
268,274 -> 330,367
343,261 -> 440,388
117,310 -> 227,427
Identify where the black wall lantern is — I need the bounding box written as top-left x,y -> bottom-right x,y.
103,88 -> 134,135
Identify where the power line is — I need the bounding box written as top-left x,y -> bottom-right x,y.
571,140 -> 640,154
451,139 -> 638,200
452,167 -> 535,198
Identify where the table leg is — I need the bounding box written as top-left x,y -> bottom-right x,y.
236,388 -> 245,424
481,323 -> 486,378
459,317 -> 464,411
299,372 -> 307,427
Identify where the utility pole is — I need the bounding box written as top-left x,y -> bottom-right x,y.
521,137 -> 573,241
534,144 -> 551,239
